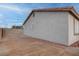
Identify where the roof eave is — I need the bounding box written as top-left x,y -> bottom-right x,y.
23,7 -> 79,25
23,11 -> 33,25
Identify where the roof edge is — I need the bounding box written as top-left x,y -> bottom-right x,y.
23,11 -> 33,25
23,7 -> 79,25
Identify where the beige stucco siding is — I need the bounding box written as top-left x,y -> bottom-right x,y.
68,13 -> 79,45
23,12 -> 69,45
74,19 -> 79,34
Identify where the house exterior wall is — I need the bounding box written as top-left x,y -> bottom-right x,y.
23,12 -> 69,45
74,19 -> 79,34
68,14 -> 79,45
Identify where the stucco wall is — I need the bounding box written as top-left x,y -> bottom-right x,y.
74,19 -> 79,34
68,13 -> 79,45
23,12 -> 69,45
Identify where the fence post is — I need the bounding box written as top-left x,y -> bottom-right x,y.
1,28 -> 4,39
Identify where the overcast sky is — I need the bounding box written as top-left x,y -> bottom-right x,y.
0,3 -> 79,28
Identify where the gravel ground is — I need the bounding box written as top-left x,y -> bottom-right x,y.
0,29 -> 79,56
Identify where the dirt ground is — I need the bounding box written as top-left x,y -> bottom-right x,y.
0,29 -> 79,56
